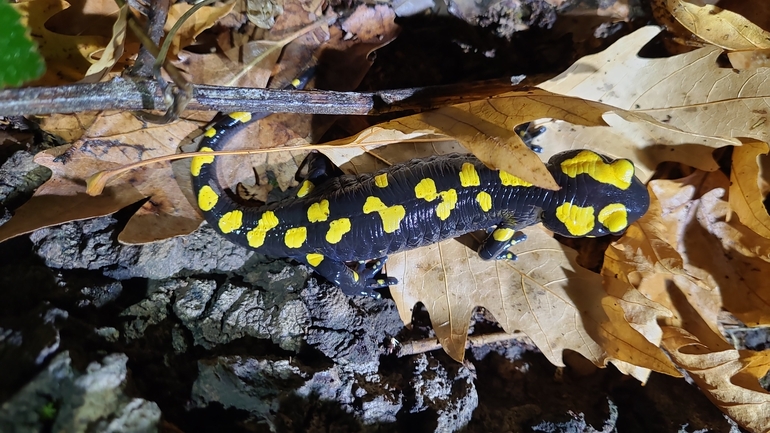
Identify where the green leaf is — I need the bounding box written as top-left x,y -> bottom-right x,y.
0,1 -> 45,87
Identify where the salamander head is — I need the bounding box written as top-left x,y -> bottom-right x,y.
539,149 -> 649,238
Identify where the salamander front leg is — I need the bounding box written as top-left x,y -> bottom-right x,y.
304,255 -> 395,298
356,257 -> 398,289
478,226 -> 527,261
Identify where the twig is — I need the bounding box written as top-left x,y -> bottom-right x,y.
1,77 -> 534,116
396,331 -> 531,357
86,138 -> 446,195
129,0 -> 170,78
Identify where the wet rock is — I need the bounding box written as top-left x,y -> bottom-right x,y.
0,150 -> 51,206
190,355 -> 403,428
302,280 -> 403,374
407,354 -> 478,431
78,281 -> 123,308
121,279 -> 175,341
30,219 -> 252,280
173,277 -> 310,351
0,351 -> 161,433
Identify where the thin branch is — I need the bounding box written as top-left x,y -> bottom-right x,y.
395,331 -> 532,357
0,77 -> 540,117
128,0 -> 170,78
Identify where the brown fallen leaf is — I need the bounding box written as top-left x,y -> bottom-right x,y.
665,0 -> 770,51
175,0 -> 329,88
601,275 -> 676,382
81,1 -> 129,83
246,0 -> 283,29
730,139 -> 770,240
35,112 -> 100,144
327,84 -> 734,189
648,171 -> 770,328
661,326 -> 770,433
3,2 -> 398,245
12,0 -> 108,85
165,2 -> 237,56
388,227 -> 680,377
539,25 -> 770,117
530,113 -> 734,182
604,181 -> 728,349
696,187 -> 770,326
325,88 -> 630,191
0,112 -> 201,245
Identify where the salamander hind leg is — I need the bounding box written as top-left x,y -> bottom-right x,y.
294,151 -> 344,198
356,257 -> 398,289
514,122 -> 546,153
303,254 -> 396,298
478,225 -> 527,261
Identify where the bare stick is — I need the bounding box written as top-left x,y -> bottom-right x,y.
396,331 -> 532,357
1,78 -> 536,116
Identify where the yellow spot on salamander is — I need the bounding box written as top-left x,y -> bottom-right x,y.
198,185 -> 218,212
493,228 -> 515,242
246,211 -> 279,248
297,180 -> 314,198
555,202 -> 595,236
326,218 -> 351,244
203,128 -> 216,138
352,271 -> 359,282
363,197 -> 406,233
499,171 -> 532,187
218,210 -> 243,234
560,150 -> 633,190
291,78 -> 302,88
363,196 -> 388,213
435,189 -> 457,221
306,253 -> 324,267
307,200 -> 330,223
415,178 -> 438,201
415,178 -> 459,220
284,227 -> 307,248
476,191 -> 492,212
459,163 -> 480,187
374,173 -> 389,188
598,203 -> 628,233
229,112 -> 252,123
191,147 -> 215,176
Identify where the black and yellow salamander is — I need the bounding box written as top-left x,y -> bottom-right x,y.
192,84 -> 650,297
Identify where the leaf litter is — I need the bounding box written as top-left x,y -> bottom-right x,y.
5,1 -> 770,431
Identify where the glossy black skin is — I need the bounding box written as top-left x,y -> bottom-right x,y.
192,72 -> 649,296
194,129 -> 649,297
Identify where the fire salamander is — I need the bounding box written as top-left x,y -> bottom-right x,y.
192,81 -> 650,297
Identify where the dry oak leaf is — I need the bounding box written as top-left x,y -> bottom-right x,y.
330,27 -> 744,187
540,26 -> 770,144
665,0 -> 770,51
0,113 -> 201,245
695,186 -> 770,326
529,26 -> 743,179
730,139 -> 770,240
81,0 -> 128,83
325,88 -> 625,191
12,0 -> 108,85
528,113 -> 733,183
165,2 -> 236,56
661,326 -> 770,433
651,173 -> 770,327
387,227 -> 680,377
604,182 -> 729,352
541,26 -> 766,109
